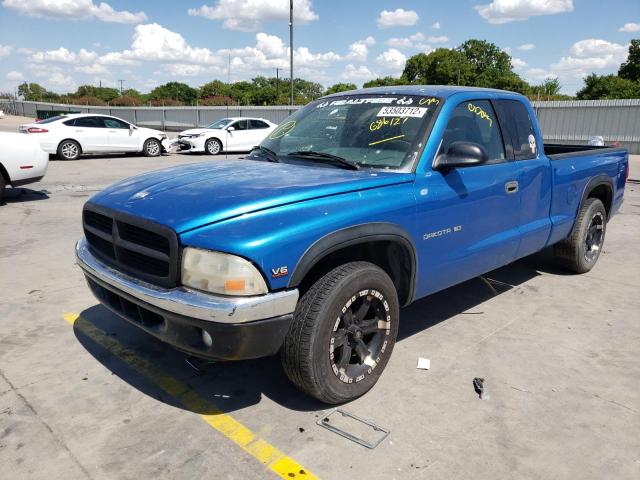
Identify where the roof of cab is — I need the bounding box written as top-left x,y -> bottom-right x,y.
322,85 -> 523,99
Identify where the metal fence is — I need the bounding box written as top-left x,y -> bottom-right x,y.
2,98 -> 639,153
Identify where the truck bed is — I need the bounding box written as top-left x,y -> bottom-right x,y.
544,143 -> 627,159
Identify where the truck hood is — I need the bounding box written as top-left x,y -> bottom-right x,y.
89,159 -> 414,233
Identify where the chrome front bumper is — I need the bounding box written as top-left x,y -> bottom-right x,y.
75,238 -> 299,324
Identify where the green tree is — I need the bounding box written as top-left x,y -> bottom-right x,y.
199,80 -> 231,99
619,39 -> 640,82
458,39 -> 512,78
576,74 -> 640,99
325,83 -> 357,95
403,48 -> 471,85
74,85 -> 119,103
18,82 -> 54,101
148,82 -> 198,104
362,76 -> 406,88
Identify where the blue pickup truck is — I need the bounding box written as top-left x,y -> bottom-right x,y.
76,86 -> 628,403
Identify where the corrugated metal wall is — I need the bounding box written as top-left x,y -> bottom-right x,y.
3,99 -> 639,153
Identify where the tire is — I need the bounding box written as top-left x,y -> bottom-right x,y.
281,261 -> 400,404
57,140 -> 81,160
205,138 -> 222,155
554,198 -> 607,273
0,174 -> 5,204
143,138 -> 162,157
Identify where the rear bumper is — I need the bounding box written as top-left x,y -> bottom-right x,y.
76,238 -> 298,360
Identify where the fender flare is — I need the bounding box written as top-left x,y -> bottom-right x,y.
288,223 -> 418,305
578,174 -> 614,219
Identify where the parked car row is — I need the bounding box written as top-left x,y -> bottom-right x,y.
18,113 -> 277,160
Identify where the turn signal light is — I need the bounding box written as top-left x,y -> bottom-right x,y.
224,279 -> 246,292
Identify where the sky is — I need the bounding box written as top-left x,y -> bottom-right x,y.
0,0 -> 639,96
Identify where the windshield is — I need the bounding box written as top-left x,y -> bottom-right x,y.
208,118 -> 233,129
259,94 -> 440,170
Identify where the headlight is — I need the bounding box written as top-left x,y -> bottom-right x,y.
181,247 -> 268,296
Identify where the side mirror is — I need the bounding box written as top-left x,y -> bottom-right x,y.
129,124 -> 136,131
226,126 -> 235,132
434,141 -> 488,170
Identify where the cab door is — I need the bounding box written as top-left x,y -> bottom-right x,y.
225,119 -> 253,151
414,99 -> 522,297
104,117 -> 139,151
70,116 -> 110,152
494,99 -> 552,258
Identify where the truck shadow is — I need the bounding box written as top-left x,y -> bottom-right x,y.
2,187 -> 50,204
73,250 -> 570,415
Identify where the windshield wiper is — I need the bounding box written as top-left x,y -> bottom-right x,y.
286,150 -> 360,170
249,145 -> 280,163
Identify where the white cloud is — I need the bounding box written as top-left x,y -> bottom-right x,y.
550,39 -> 628,77
75,64 -> 108,75
432,21 -> 441,29
6,70 -> 23,81
377,9 -> 419,28
386,33 -> 446,51
340,64 -> 376,82
475,0 -> 573,24
376,48 -> 406,74
0,44 -> 12,58
518,43 -> 536,51
346,36 -> 375,62
2,0 -> 147,24
511,58 -> 527,69
188,0 -> 318,31
619,22 -> 640,33
386,32 -> 425,49
31,47 -> 97,64
164,64 -> 213,77
523,68 -> 557,83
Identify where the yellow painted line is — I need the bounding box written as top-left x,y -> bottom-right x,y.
368,134 -> 405,146
63,312 -> 318,480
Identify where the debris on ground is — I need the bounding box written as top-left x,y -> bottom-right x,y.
317,409 -> 390,449
416,357 -> 431,370
473,377 -> 489,400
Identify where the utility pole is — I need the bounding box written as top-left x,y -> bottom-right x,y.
289,0 -> 294,106
276,67 -> 280,102
118,79 -> 124,95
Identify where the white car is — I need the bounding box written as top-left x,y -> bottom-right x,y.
19,114 -> 168,160
176,117 -> 277,155
0,132 -> 49,202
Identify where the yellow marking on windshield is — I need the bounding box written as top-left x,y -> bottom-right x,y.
419,97 -> 440,106
269,120 -> 296,139
369,117 -> 408,131
368,134 -> 405,146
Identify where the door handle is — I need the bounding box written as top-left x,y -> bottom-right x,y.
505,180 -> 519,194
109,130 -> 117,133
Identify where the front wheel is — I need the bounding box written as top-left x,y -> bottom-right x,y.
205,138 -> 222,155
143,138 -> 162,157
554,198 -> 607,273
281,262 -> 399,404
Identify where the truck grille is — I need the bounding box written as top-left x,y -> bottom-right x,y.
82,204 -> 179,288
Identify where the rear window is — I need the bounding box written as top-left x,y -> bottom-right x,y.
37,116 -> 65,124
494,100 -> 537,160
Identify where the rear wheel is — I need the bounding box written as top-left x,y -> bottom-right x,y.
554,198 -> 607,273
205,138 -> 222,155
281,262 -> 399,404
57,140 -> 80,160
143,138 -> 161,157
0,174 -> 6,204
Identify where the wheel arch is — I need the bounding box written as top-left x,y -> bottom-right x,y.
0,161 -> 11,185
57,138 -> 83,154
205,136 -> 224,151
580,175 -> 614,220
288,223 -> 418,307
